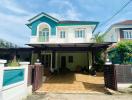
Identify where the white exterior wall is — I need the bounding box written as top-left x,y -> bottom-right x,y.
0,61 -> 32,100
104,25 -> 132,42
103,27 -> 119,42
29,25 -> 95,44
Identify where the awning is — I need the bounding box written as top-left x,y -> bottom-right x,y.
27,42 -> 114,51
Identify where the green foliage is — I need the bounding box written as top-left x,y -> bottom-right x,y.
94,50 -> 105,72
109,40 -> 132,64
7,59 -> 19,66
92,33 -> 104,43
95,51 -> 105,64
0,39 -> 18,48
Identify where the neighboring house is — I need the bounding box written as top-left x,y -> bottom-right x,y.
0,48 -> 33,62
103,20 -> 132,42
26,12 -> 111,74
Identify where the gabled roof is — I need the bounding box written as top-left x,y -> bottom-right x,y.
28,12 -> 59,23
104,20 -> 132,35
58,20 -> 98,25
114,20 -> 132,25
26,12 -> 99,31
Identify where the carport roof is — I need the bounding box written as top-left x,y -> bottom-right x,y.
27,42 -> 114,50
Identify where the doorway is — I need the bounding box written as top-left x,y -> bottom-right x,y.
61,56 -> 66,68
41,54 -> 52,76
60,56 -> 66,72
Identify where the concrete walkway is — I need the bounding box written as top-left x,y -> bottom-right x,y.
26,93 -> 132,100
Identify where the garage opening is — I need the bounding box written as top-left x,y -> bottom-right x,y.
37,51 -> 106,93
29,43 -> 114,93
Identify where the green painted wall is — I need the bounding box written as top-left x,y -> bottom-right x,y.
28,17 -> 98,36
31,16 -> 58,36
56,52 -> 89,71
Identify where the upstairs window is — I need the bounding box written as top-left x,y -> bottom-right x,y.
123,30 -> 132,39
60,31 -> 65,38
38,23 -> 50,42
75,29 -> 85,38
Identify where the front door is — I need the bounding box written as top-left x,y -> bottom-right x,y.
42,54 -> 51,76
61,56 -> 66,68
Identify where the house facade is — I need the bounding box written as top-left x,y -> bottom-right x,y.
103,20 -> 132,42
27,12 -> 111,74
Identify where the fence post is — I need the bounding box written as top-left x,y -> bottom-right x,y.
33,62 -> 43,91
0,60 -> 7,100
19,62 -> 30,86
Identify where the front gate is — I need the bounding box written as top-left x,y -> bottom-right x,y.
32,64 -> 43,91
104,64 -> 117,90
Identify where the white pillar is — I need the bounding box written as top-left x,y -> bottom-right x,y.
34,62 -> 41,65
0,59 -> 6,67
88,51 -> 92,69
0,60 -> 7,100
105,59 -> 112,65
19,62 -> 30,86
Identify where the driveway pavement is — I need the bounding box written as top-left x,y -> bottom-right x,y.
26,93 -> 132,100
37,73 -> 105,93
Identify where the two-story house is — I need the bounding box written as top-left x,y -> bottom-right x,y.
26,12 -> 111,74
103,20 -> 132,42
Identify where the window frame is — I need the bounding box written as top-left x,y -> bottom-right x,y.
39,28 -> 49,41
68,56 -> 73,63
60,30 -> 66,38
123,30 -> 132,39
75,29 -> 85,38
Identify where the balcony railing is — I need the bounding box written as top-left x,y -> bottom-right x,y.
38,36 -> 49,42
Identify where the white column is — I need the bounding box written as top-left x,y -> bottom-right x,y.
34,62 -> 41,65
88,51 -> 92,69
105,59 -> 112,65
0,60 -> 7,100
19,62 -> 30,86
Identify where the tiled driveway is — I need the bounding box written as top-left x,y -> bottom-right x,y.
36,73 -> 107,93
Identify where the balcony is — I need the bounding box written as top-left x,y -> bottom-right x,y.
29,34 -> 93,44
38,36 -> 49,42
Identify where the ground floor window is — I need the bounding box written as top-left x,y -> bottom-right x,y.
68,56 -> 73,63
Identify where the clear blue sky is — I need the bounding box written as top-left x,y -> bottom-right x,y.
0,0 -> 132,46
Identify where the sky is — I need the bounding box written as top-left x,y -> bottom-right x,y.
0,0 -> 132,46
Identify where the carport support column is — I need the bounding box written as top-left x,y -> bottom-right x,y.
51,51 -> 55,72
88,51 -> 93,70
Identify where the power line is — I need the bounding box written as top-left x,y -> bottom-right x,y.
100,0 -> 132,26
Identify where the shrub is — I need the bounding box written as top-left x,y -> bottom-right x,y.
94,49 -> 105,72
109,40 -> 132,64
7,59 -> 19,66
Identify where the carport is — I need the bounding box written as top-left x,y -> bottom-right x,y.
28,42 -> 117,93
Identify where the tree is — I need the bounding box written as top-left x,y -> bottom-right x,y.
0,39 -> 18,48
108,40 -> 132,64
91,33 -> 104,43
91,33 -> 105,71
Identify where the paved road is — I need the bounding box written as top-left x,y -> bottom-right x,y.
26,93 -> 132,100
